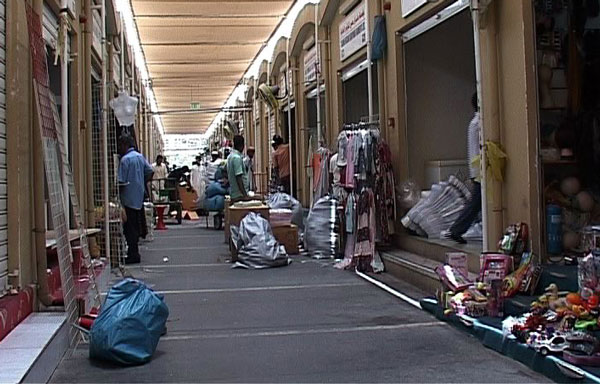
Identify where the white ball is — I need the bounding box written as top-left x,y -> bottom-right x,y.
575,191 -> 595,212
561,177 -> 581,197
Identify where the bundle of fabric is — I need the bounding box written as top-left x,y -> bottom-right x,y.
230,212 -> 291,269
401,176 -> 470,238
304,196 -> 340,259
267,192 -> 303,227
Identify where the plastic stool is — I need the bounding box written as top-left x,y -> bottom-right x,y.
155,205 -> 168,230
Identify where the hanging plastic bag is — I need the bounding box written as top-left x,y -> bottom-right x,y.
371,15 -> 387,61
89,279 -> 169,365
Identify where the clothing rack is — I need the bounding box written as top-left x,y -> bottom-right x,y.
341,121 -> 380,131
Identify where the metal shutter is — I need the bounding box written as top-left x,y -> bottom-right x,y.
0,0 -> 8,295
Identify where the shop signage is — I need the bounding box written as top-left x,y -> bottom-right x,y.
288,69 -> 293,96
303,45 -> 319,83
190,102 -> 200,110
339,1 -> 366,62
401,0 -> 428,18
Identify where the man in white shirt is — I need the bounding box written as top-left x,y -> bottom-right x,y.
190,155 -> 204,198
243,147 -> 256,192
151,155 -> 168,201
448,93 -> 482,244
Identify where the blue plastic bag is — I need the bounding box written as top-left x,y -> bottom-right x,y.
90,279 -> 169,365
205,195 -> 225,211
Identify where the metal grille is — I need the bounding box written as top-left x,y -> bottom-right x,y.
26,3 -> 77,345
92,83 -> 126,269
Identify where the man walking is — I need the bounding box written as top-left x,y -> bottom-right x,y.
151,154 -> 168,201
271,135 -> 291,194
447,93 -> 482,244
118,136 -> 154,264
227,135 -> 249,202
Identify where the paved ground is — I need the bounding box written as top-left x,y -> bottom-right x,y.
50,224 -> 548,383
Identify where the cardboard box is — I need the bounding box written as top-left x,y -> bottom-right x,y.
272,224 -> 299,255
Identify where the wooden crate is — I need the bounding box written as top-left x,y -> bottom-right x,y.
272,224 -> 299,255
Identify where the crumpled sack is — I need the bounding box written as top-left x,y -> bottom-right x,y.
304,196 -> 340,259
89,279 -> 169,365
267,192 -> 303,227
231,212 -> 291,269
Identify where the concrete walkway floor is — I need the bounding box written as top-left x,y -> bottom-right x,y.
50,224 -> 548,383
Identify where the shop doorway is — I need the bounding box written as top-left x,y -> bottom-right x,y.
400,3 -> 482,248
282,105 -> 297,198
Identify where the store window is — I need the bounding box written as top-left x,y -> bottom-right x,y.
342,62 -> 378,124
535,1 -> 600,258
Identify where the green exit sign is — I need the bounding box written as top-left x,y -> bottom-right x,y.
190,102 -> 200,110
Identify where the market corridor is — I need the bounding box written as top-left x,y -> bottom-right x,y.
50,225 -> 546,383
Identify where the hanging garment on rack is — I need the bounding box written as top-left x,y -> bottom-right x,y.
345,192 -> 356,234
311,152 -> 322,192
375,142 -> 396,242
337,131 -> 349,167
344,135 -> 355,188
314,148 -> 331,202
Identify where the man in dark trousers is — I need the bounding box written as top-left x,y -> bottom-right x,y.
447,92 -> 481,244
118,135 -> 153,264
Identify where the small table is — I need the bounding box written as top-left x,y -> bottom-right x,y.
155,205 -> 169,230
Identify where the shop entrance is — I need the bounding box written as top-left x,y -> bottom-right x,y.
400,3 -> 482,247
282,104 -> 297,198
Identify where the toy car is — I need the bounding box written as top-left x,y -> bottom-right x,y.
575,319 -> 598,331
532,333 -> 570,356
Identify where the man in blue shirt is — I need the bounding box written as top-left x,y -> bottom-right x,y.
118,136 -> 153,264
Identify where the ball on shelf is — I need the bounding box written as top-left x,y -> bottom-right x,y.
575,191 -> 595,212
560,177 -> 581,197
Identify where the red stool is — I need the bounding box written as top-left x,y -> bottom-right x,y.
155,205 -> 168,230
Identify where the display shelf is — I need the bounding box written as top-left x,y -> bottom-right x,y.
45,228 -> 102,249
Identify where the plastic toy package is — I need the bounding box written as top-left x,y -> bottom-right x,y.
435,264 -> 473,292
578,252 -> 600,294
498,222 -> 529,257
479,253 -> 513,285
